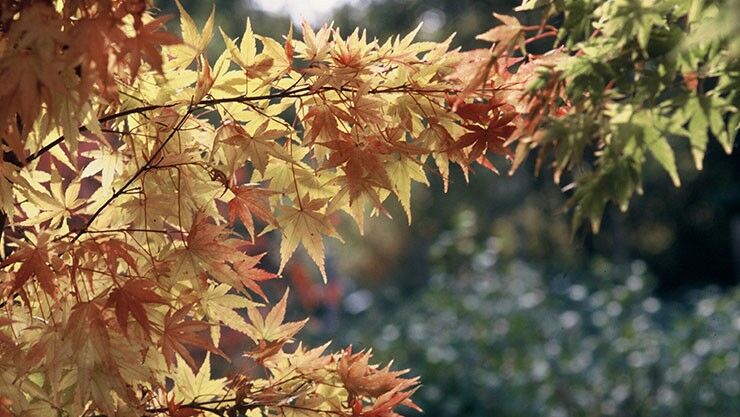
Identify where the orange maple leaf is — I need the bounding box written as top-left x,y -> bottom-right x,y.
322,135 -> 393,208
166,396 -> 201,417
338,346 -> 419,399
356,386 -> 422,417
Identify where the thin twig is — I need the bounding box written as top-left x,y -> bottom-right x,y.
21,84 -> 456,166
71,104 -> 193,243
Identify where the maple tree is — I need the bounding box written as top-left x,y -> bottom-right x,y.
0,0 -> 736,416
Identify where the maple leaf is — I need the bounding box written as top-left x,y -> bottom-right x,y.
82,238 -> 141,274
170,0 -> 215,70
302,104 -> 343,144
166,397 -> 201,417
386,156 -> 429,224
66,300 -> 113,364
228,184 -> 278,242
451,104 -> 517,173
173,353 -> 227,403
338,347 -> 418,399
256,34 -> 293,77
159,304 -> 225,369
351,91 -> 386,127
169,213 -> 276,299
244,289 -> 307,361
231,252 -> 278,300
476,13 -> 525,56
198,283 -> 257,340
19,172 -> 84,227
263,341 -> 333,375
106,279 -> 168,337
418,122 -> 468,191
357,386 -> 422,417
65,299 -> 141,415
125,16 -> 181,76
193,56 -> 214,103
298,20 -> 332,62
80,142 -> 127,192
1,235 -> 57,298
0,318 -> 15,349
217,120 -> 291,176
220,18 -> 256,69
321,135 -> 394,209
449,97 -> 500,125
276,196 -> 343,281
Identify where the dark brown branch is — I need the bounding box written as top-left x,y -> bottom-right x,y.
88,397 -> 347,417
24,103 -> 173,166
21,84 -> 457,166
87,398 -> 263,417
0,211 -> 6,260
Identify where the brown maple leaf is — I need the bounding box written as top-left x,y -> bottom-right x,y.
124,15 -> 181,77
228,184 -> 278,242
303,104 -> 343,144
183,213 -> 276,299
1,235 -> 57,298
106,279 -> 168,337
83,238 -> 141,274
158,304 -> 225,369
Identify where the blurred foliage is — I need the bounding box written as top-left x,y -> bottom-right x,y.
523,0 -> 739,234
332,214 -> 740,417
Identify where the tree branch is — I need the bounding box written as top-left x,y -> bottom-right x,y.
20,84 -> 458,167
71,105 -> 193,243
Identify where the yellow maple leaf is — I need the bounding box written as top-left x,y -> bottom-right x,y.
219,18 -> 257,71
245,289 -> 306,342
168,0 -> 215,70
275,196 -> 343,282
199,284 -> 257,342
173,353 -> 227,403
386,156 -> 429,224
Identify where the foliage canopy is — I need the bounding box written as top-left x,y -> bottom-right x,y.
0,0 -> 736,416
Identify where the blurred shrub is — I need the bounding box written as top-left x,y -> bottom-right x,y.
339,228 -> 740,417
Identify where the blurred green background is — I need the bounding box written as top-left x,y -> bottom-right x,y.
158,1 -> 740,416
